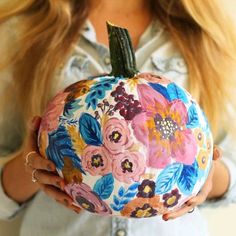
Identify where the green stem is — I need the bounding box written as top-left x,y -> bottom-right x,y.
107,22 -> 138,77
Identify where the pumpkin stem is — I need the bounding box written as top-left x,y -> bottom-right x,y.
107,22 -> 138,77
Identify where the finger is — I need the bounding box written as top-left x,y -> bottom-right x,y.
30,169 -> 65,190
24,152 -> 56,172
213,145 -> 222,161
39,183 -> 74,207
162,204 -> 195,220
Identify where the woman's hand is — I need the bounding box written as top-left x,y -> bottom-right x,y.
24,116 -> 81,214
162,145 -> 222,221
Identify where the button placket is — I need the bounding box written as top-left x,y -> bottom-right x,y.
111,217 -> 129,236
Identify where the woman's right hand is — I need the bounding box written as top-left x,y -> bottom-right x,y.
23,116 -> 81,214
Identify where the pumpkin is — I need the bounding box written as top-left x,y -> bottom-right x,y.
38,23 -> 213,218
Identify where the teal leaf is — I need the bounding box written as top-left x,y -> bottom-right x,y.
93,174 -> 114,200
79,113 -> 103,146
186,103 -> 200,128
156,163 -> 183,194
167,83 -> 189,103
63,99 -> 82,118
177,160 -> 199,195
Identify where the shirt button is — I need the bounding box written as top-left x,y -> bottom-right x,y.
104,56 -> 111,65
116,229 -> 126,236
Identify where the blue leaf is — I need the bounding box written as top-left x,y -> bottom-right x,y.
186,103 -> 200,128
79,113 -> 103,146
46,125 -> 85,174
128,183 -> 139,191
110,203 -> 123,211
149,83 -> 171,101
120,199 -> 130,205
156,163 -> 183,194
118,186 -> 125,197
167,83 -> 188,103
93,173 -> 114,200
124,191 -> 137,199
113,195 -> 120,205
177,160 -> 198,195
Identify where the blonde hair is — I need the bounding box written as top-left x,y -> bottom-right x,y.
0,0 -> 236,143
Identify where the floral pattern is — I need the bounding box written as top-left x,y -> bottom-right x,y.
103,118 -> 133,154
39,73 -> 213,218
81,145 -> 112,176
65,182 -> 112,215
132,84 -> 197,169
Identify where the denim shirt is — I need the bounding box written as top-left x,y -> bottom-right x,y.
0,19 -> 236,236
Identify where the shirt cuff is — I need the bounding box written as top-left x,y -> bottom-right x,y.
0,165 -> 25,220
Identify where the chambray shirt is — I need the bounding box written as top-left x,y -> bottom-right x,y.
1,19 -> 236,236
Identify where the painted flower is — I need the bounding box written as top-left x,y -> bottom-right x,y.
206,136 -> 212,154
112,151 -> 146,184
121,196 -> 166,218
197,149 -> 209,170
40,91 -> 69,133
137,179 -> 156,198
65,182 -> 112,215
163,189 -> 181,208
81,145 -> 112,176
103,118 -> 133,154
194,128 -> 205,147
132,84 -> 197,169
138,73 -> 171,84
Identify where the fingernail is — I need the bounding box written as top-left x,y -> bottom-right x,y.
74,209 -> 81,214
163,214 -> 169,221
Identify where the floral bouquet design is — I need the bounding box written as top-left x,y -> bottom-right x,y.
38,23 -> 213,218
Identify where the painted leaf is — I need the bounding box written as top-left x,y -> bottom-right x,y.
63,99 -> 82,118
177,160 -> 199,195
127,183 -> 139,192
186,103 -> 200,128
46,125 -> 85,174
149,83 -> 171,101
93,173 -> 114,200
79,113 -> 103,146
156,163 -> 183,194
118,186 -> 125,197
110,203 -> 123,212
167,83 -> 188,104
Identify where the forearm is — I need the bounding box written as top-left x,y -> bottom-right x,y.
2,151 -> 40,204
207,160 -> 230,199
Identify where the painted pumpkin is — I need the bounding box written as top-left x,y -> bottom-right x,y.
38,23 -> 213,218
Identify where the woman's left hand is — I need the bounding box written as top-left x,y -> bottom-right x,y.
162,145 -> 222,221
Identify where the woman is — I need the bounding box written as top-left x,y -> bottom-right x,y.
0,0 -> 236,235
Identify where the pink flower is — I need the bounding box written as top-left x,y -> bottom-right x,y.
65,182 -> 112,215
132,84 -> 197,169
81,145 -> 112,176
40,91 -> 69,133
112,151 -> 146,184
103,118 -> 133,154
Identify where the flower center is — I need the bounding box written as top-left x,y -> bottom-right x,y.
166,196 -> 177,206
154,115 -> 179,139
121,159 -> 133,173
109,131 -> 122,143
76,196 -> 95,213
131,204 -> 157,218
143,185 -> 152,194
91,154 -> 104,168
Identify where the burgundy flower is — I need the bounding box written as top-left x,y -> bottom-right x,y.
163,189 -> 181,208
137,180 -> 156,198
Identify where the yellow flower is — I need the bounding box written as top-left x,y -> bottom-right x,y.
194,128 -> 204,147
197,149 -> 209,170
